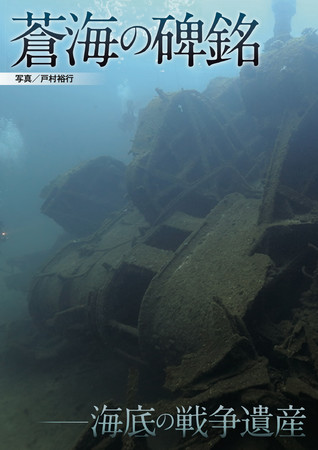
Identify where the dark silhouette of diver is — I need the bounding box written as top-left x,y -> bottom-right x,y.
265,0 -> 296,51
118,100 -> 137,132
272,0 -> 296,40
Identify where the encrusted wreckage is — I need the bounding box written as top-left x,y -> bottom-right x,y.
28,34 -> 318,449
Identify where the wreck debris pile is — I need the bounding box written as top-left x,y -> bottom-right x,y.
40,155 -> 127,236
24,34 -> 318,449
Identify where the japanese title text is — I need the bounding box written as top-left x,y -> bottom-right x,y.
11,11 -> 260,68
90,404 -> 305,439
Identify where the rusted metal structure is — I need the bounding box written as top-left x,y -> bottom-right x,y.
27,34 -> 318,449
40,156 -> 127,236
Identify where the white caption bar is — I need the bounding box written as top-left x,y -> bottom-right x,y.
0,73 -> 103,85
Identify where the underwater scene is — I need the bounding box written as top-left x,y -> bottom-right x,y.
1,0 -> 318,448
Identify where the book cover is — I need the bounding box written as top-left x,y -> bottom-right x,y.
0,1 -> 317,449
